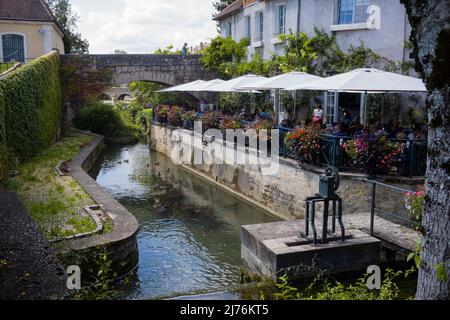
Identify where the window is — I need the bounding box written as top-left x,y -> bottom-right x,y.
276,4 -> 286,35
246,16 -> 252,40
325,92 -> 338,124
2,34 -> 25,63
256,11 -> 264,41
224,22 -> 232,38
337,0 -> 371,25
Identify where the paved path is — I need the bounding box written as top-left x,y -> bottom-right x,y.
343,213 -> 420,253
0,190 -> 68,300
307,212 -> 420,252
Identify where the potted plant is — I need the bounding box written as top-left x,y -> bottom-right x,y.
181,111 -> 198,130
343,133 -> 403,177
285,127 -> 322,163
155,105 -> 169,124
201,111 -> 222,132
167,106 -> 183,127
220,116 -> 243,130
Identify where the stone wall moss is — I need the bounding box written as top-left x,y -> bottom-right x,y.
0,51 -> 62,183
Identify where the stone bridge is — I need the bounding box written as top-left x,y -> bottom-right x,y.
60,54 -> 216,116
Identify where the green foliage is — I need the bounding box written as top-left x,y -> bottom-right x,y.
0,51 -> 62,183
335,43 -> 381,72
405,186 -> 425,222
45,0 -> 89,54
213,0 -> 235,14
154,44 -> 182,55
6,133 -> 97,239
273,268 -> 413,300
72,100 -> 140,138
0,63 -> 14,73
73,248 -> 133,300
200,36 -> 250,78
129,81 -> 184,107
276,32 -> 318,73
200,30 -> 384,79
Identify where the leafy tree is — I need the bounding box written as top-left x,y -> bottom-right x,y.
275,32 -> 318,73
309,28 -> 344,75
335,43 -> 381,73
200,36 -> 250,78
213,0 -> 235,15
45,0 -> 89,54
153,45 -> 182,55
400,0 -> 450,300
129,82 -> 184,107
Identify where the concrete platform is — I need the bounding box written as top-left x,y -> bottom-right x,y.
242,220 -> 381,280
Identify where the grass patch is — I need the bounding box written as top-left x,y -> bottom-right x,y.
6,131 -> 107,240
0,62 -> 14,73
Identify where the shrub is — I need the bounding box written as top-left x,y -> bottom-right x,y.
405,185 -> 425,222
167,106 -> 183,127
201,111 -> 222,131
343,133 -> 403,174
285,127 -> 322,161
154,105 -> 169,124
0,51 -> 62,183
72,101 -> 127,137
181,110 -> 198,129
221,116 -> 243,130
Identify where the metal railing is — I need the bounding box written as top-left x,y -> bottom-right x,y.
153,120 -> 427,178
363,179 -> 420,235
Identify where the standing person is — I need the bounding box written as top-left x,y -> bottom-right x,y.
199,96 -> 206,112
341,109 -> 353,127
312,104 -> 325,126
181,43 -> 188,57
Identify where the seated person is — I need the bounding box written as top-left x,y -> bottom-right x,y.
259,110 -> 270,120
333,124 -> 348,137
396,131 -> 408,140
372,123 -> 389,137
341,109 -> 353,127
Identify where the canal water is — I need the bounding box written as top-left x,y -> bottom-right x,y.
89,143 -> 278,299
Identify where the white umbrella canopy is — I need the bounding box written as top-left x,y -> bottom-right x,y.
207,74 -> 267,92
283,68 -> 427,93
157,79 -> 207,92
189,79 -> 226,92
238,71 -> 323,90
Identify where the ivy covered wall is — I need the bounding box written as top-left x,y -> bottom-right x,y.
0,51 -> 62,183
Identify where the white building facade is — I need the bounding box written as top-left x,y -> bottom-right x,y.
214,0 -> 419,126
215,0 -> 413,64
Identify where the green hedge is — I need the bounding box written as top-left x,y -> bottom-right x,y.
0,51 -> 62,183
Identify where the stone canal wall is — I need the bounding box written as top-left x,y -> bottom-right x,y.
150,124 -> 422,221
60,129 -> 139,275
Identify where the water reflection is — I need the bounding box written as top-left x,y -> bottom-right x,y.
89,143 -> 277,299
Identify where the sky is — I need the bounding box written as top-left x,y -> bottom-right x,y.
70,0 -> 218,54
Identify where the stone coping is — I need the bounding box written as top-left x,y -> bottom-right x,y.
57,129 -> 139,255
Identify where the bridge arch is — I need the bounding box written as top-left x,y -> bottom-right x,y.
60,54 -> 216,117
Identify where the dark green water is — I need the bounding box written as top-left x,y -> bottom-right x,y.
89,143 -> 278,299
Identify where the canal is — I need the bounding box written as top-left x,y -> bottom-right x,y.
89,143 -> 278,299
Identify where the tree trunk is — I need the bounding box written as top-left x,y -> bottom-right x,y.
401,0 -> 450,300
